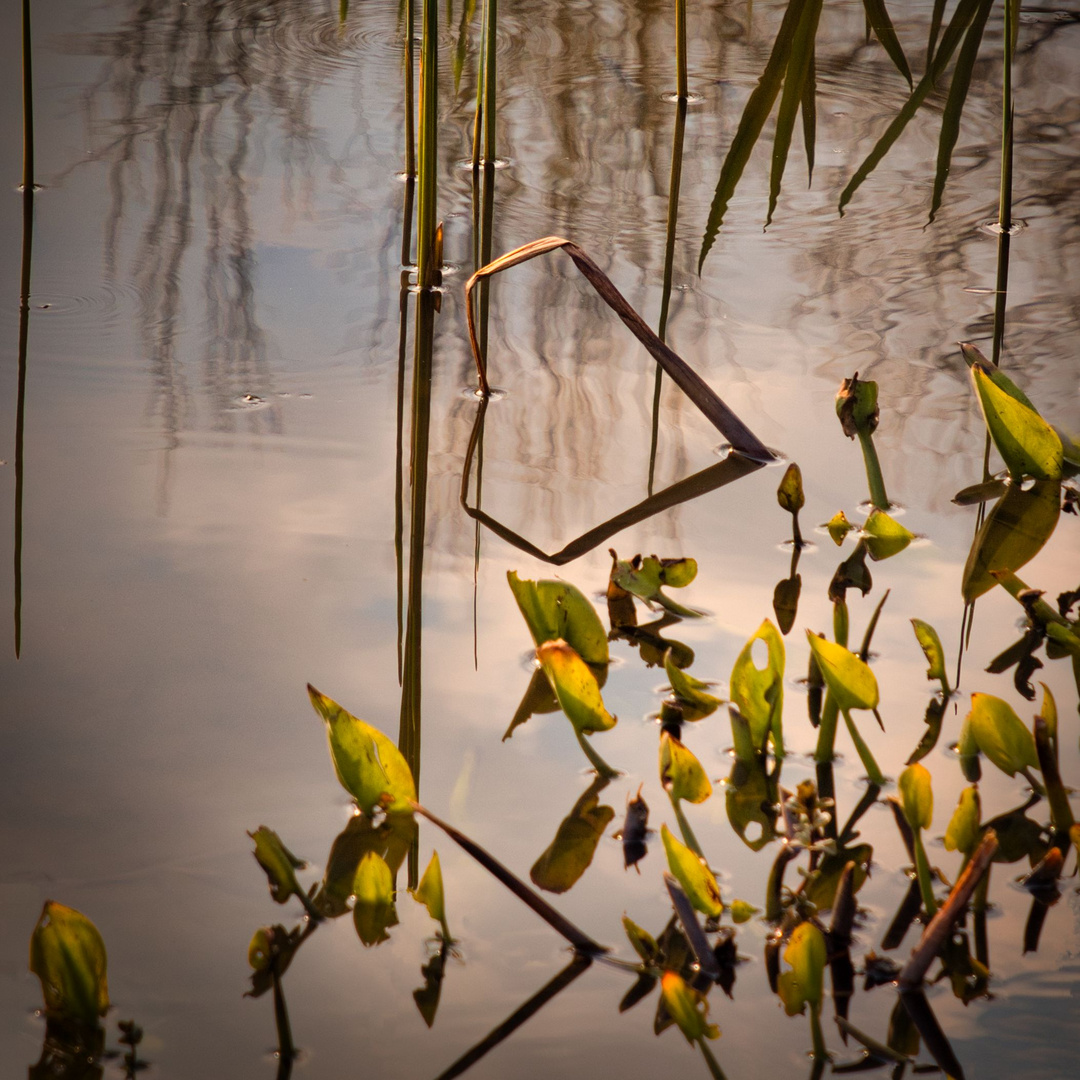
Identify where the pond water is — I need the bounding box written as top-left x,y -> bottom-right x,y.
2,1 -> 1079,1078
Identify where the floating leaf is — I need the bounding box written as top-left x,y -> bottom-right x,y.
611,553 -> 702,617
660,732 -> 713,805
862,509 -> 914,561
777,922 -> 826,1016
825,510 -> 856,545
352,851 -> 396,947
664,649 -> 721,720
730,900 -> 759,924
971,364 -> 1064,481
967,693 -> 1038,778
730,620 -> 785,752
530,781 -> 615,894
308,685 -> 416,815
507,572 -> 609,664
413,851 -> 450,939
661,824 -> 723,917
911,619 -> 949,689
777,463 -> 805,514
802,844 -> 872,911
623,915 -> 661,965
29,902 -> 109,1024
961,479 -> 1060,602
537,639 -> 617,735
249,826 -> 306,905
805,634 -> 879,713
898,764 -> 933,832
944,787 -> 981,856
661,971 -> 719,1043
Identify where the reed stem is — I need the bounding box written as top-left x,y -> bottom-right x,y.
22,0 -> 34,193
416,0 -> 439,288
675,0 -> 688,101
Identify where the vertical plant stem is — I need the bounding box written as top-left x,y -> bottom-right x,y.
574,729 -> 619,779
482,0 -> 497,166
814,693 -> 839,764
857,430 -> 889,510
991,0 -> 1018,366
22,0 -> 34,194
271,972 -> 295,1080
471,0 -> 487,169
912,831 -> 938,917
649,96 -> 688,495
675,0 -> 688,101
417,0 -> 439,288
671,795 -> 705,859
841,708 -> 885,786
404,0 -> 416,178
15,186 -> 32,660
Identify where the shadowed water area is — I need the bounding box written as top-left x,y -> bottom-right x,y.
1,1 -> 1079,1078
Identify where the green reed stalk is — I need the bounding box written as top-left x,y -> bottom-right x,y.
648,97 -> 688,495
404,0 -> 416,178
416,0 -> 439,287
22,0 -> 34,193
675,0 -> 688,101
483,0 -> 497,165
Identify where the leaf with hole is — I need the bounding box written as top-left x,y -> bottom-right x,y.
730,619 -> 785,753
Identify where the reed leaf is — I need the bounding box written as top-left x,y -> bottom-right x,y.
861,0 -> 913,89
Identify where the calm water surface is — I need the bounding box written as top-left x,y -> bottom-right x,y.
1,1 -> 1079,1077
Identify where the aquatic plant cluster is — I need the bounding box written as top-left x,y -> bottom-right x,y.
19,0 -> 1079,1077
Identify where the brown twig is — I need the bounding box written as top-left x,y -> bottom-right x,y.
898,830 -> 998,990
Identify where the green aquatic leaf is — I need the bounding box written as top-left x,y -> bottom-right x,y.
660,732 -> 713,805
862,509 -> 914,561
413,851 -> 451,939
730,900 -> 759,924
622,915 -> 661,965
777,463 -> 806,514
911,619 -> 949,689
944,786 -> 981,855
308,685 -> 416,815
898,763 -> 933,832
249,826 -> 306,904
836,374 -> 879,438
661,970 -> 719,1043
530,782 -> 615,894
537,639 -> 617,735
971,365 -> 1064,481
862,0 -> 913,88
661,824 -> 723,917
29,901 -> 109,1024
316,811 -> 416,918
802,844 -> 872,911
352,851 -> 397,947
957,712 -> 982,783
664,649 -> 721,720
962,479 -> 1061,602
777,922 -> 826,1015
825,510 -> 855,545
611,554 -> 701,617
730,619 -> 785,752
507,572 -> 609,664
1037,682 -> 1058,746
805,633 -> 879,713
725,752 -> 778,850
967,692 -> 1038,778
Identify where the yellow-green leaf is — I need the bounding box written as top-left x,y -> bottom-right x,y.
611,554 -> 701,617
664,649 -> 721,721
944,787 -> 981,855
537,640 -> 617,735
352,851 -> 396,947
29,901 -> 109,1024
777,463 -> 805,514
898,763 -> 933,832
249,826 -> 306,904
413,851 -> 450,937
530,783 -> 615,894
805,633 -> 879,713
661,824 -> 723,917
971,364 -> 1064,481
308,685 -> 416,815
862,509 -> 914,561
1036,683 -> 1057,745
660,732 -> 713,805
730,900 -> 759,924
661,971 -> 719,1043
730,620 -> 785,751
777,922 -> 826,1016
825,510 -> 855,546
967,692 -> 1038,778
622,915 -> 660,965
911,619 -> 948,687
248,927 -> 272,972
961,479 -> 1060,602
659,557 -> 698,588
507,572 -> 609,664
